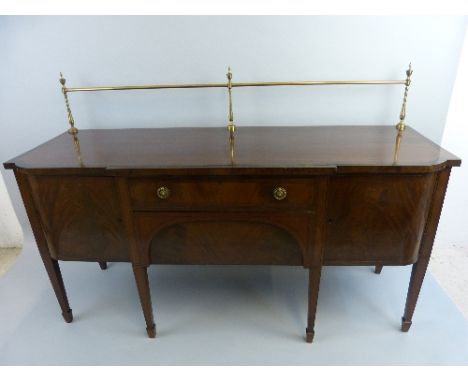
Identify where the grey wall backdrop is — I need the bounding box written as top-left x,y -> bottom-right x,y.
0,16 -> 466,230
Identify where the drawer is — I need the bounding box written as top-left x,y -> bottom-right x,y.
129,178 -> 322,211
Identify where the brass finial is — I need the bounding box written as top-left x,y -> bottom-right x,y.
396,63 -> 413,132
226,67 -> 236,137
60,73 -> 78,135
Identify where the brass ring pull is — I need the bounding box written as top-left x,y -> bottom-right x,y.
156,186 -> 171,200
273,186 -> 287,201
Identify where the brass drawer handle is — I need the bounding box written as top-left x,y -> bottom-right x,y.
273,186 -> 287,201
156,186 -> 171,200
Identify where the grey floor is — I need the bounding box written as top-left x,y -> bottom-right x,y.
1,231 -> 468,365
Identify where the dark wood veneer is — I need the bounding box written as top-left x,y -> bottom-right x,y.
323,174 -> 435,265
29,175 -> 130,262
5,126 -> 460,173
129,177 -> 320,212
4,126 -> 460,342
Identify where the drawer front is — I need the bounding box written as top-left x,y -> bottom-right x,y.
129,178 -> 322,211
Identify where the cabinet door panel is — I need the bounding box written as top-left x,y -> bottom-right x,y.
30,175 -> 130,262
323,174 -> 434,265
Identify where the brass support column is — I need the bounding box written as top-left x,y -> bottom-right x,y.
71,133 -> 84,167
226,67 -> 236,139
396,63 -> 413,132
59,73 -> 78,135
393,130 -> 403,164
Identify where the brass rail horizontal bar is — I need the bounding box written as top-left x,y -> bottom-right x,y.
65,83 -> 227,92
233,80 -> 406,87
65,79 -> 406,93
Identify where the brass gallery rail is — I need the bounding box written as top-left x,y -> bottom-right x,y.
59,65 -> 413,137
64,79 -> 406,92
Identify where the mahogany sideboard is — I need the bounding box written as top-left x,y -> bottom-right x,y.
3,125 -> 461,342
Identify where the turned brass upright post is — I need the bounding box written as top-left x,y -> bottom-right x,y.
72,133 -> 84,167
393,130 -> 403,164
229,129 -> 236,166
60,73 -> 78,135
226,67 -> 236,139
396,63 -> 413,132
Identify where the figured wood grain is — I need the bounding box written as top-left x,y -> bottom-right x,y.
149,220 -> 303,266
323,174 -> 435,265
129,177 -> 320,211
4,126 -> 460,174
28,176 -> 130,262
134,212 -> 321,267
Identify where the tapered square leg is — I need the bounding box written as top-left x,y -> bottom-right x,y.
306,266 -> 322,343
132,264 -> 156,338
14,170 -> 73,324
98,261 -> 108,270
62,308 -> 73,323
306,329 -> 315,343
47,258 -> 73,323
401,317 -> 412,332
401,257 -> 430,332
401,168 -> 451,332
374,264 -> 383,274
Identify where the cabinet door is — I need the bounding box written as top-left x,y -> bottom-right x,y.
323,174 -> 435,265
29,175 -> 130,262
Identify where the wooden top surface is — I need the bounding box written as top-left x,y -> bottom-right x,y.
4,126 -> 461,174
